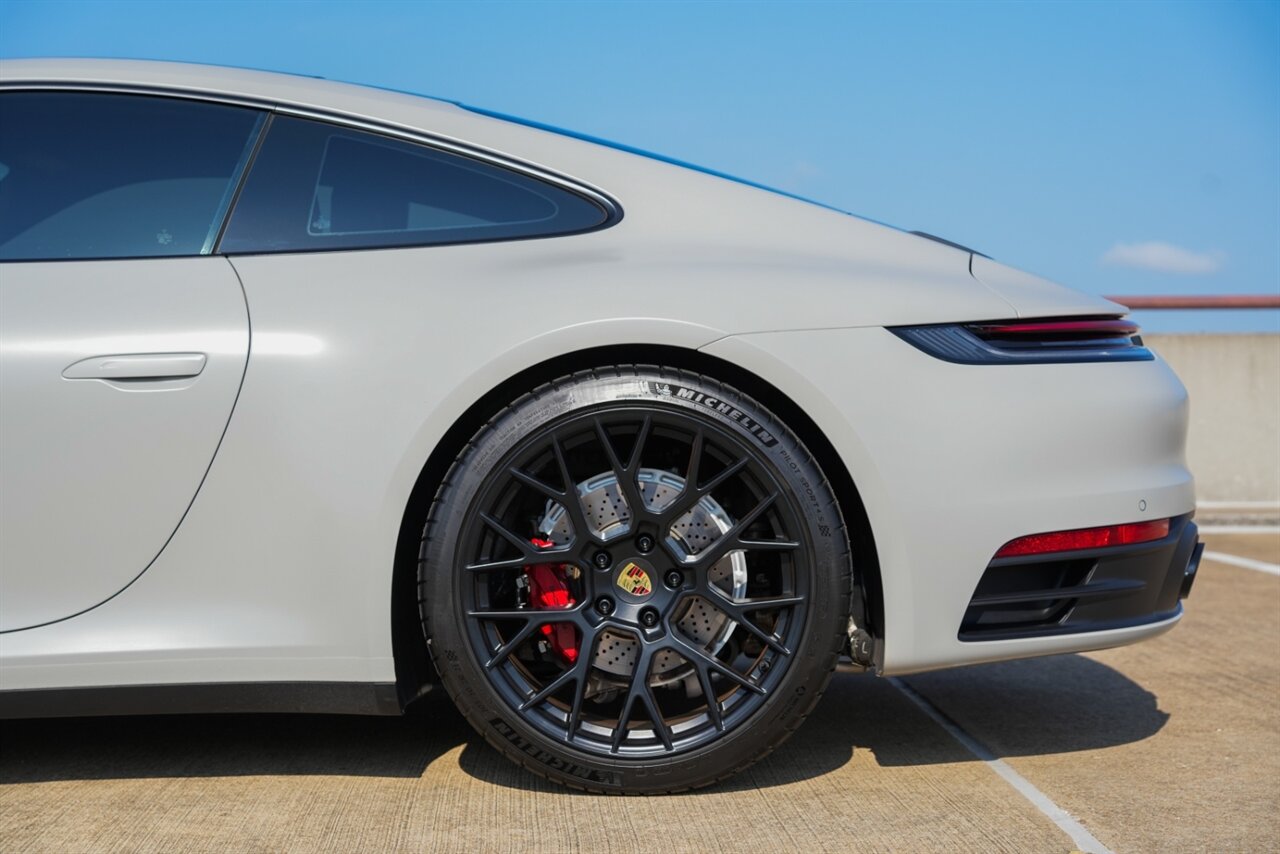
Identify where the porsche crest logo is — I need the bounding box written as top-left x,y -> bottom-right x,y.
616,562 -> 652,597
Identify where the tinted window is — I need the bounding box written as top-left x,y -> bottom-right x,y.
0,93 -> 263,261
220,116 -> 607,253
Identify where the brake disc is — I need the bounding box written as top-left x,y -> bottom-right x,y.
536,468 -> 747,686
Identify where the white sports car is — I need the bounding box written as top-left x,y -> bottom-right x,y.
0,59 -> 1201,793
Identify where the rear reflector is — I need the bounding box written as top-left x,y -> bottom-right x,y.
995,518 -> 1171,558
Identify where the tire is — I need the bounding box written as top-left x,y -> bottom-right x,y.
419,366 -> 851,793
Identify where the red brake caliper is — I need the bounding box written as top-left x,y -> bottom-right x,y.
525,538 -> 580,664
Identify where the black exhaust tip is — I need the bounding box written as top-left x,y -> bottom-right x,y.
1180,541 -> 1204,600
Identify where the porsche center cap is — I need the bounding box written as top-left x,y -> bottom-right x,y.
615,560 -> 653,598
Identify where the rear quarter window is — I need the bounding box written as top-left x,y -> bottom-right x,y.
220,115 -> 608,254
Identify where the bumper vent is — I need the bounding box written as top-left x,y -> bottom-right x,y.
960,515 -> 1200,641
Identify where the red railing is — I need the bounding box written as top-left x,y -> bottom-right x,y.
1106,295 -> 1280,309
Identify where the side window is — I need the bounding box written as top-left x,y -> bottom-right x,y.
0,92 -> 264,261
220,116 -> 608,253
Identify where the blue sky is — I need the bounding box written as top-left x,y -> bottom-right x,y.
2,0 -> 1276,331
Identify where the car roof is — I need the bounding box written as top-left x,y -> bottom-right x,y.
0,57 -> 468,119
1,57 -> 868,221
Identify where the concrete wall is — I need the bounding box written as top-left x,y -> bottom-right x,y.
1146,334 -> 1280,503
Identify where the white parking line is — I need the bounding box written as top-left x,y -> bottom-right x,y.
888,677 -> 1114,854
1202,551 -> 1280,576
1198,526 -> 1280,535
1197,500 -> 1280,510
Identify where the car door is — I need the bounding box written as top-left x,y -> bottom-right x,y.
0,90 -> 262,631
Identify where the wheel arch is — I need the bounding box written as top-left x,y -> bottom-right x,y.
390,344 -> 882,710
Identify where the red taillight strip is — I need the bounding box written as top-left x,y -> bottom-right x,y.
969,319 -> 1140,337
995,518 -> 1171,558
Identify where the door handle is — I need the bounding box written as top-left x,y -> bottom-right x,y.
62,353 -> 208,381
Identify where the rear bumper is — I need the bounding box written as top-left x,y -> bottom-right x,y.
703,326 -> 1195,675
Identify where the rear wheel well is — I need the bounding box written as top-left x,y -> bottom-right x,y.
390,344 -> 882,711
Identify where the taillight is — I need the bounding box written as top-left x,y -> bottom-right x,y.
995,518 -> 1171,558
892,316 -> 1152,364
968,318 -> 1140,343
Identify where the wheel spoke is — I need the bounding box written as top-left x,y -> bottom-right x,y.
464,555 -> 532,573
697,455 -> 750,499
626,415 -> 652,472
467,605 -> 582,622
519,660 -> 580,711
692,656 -> 725,731
484,620 -> 540,668
512,627 -> 598,744
667,634 -> 766,696
735,537 -> 801,552
593,417 -> 628,480
708,596 -> 796,656
509,466 -> 565,501
469,607 -> 585,669
480,512 -> 540,559
549,434 -> 594,542
717,593 -> 805,610
611,691 -> 638,753
594,416 -> 651,524
685,428 -> 705,492
732,620 -> 790,655
640,684 -> 674,751
468,607 -> 540,621
684,491 -> 779,567
566,661 -> 589,741
609,643 -> 650,752
659,454 -> 750,526
607,642 -> 674,753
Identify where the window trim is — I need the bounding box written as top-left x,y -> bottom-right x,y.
208,112 -> 274,253
0,82 -> 623,260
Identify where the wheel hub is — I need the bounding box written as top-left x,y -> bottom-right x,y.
613,557 -> 656,600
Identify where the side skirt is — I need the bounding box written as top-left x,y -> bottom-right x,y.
0,681 -> 406,719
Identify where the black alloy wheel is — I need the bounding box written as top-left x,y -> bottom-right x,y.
420,367 -> 851,793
